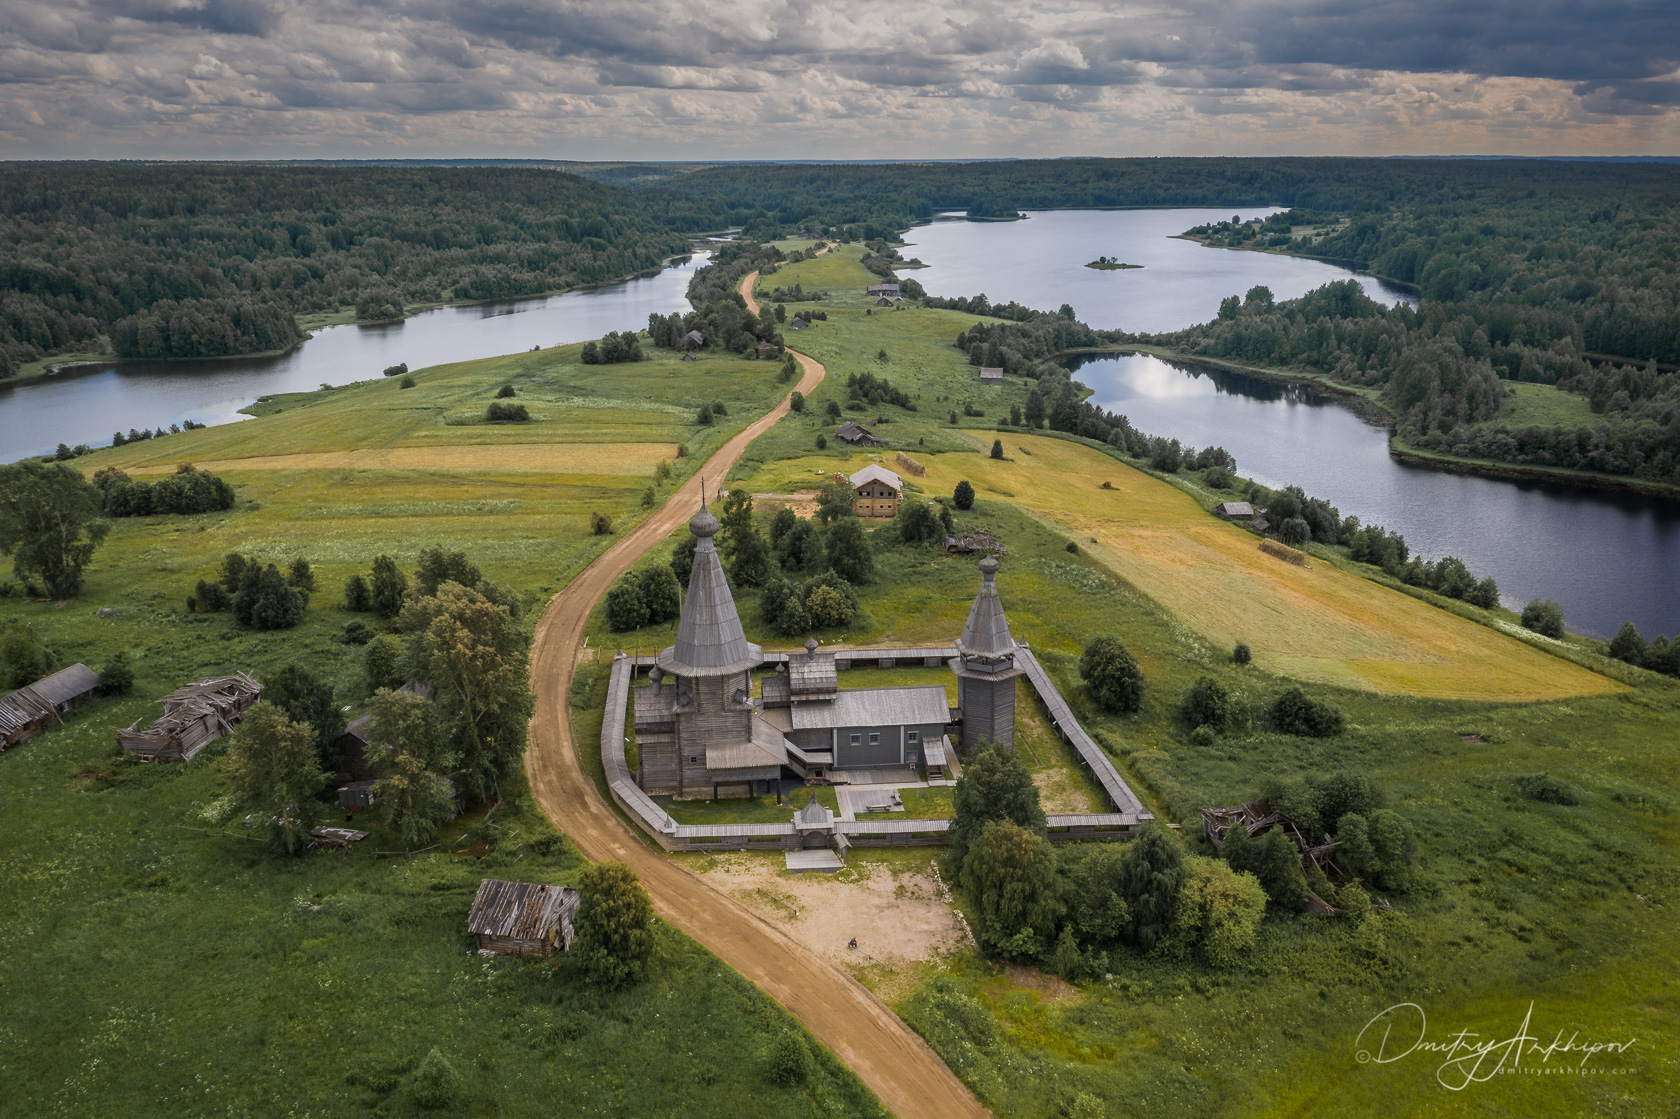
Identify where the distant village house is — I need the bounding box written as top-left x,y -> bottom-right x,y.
978,367 -> 1004,383
1215,501 -> 1255,519
865,284 -> 900,298
849,463 -> 903,519
0,663 -> 99,750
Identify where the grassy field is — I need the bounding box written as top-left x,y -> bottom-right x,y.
0,338 -> 893,1117
0,714 -> 884,1119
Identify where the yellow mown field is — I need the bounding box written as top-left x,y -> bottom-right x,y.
123,442 -> 676,477
913,435 -> 1619,702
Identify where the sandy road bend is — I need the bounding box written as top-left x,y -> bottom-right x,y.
523,269 -> 992,1119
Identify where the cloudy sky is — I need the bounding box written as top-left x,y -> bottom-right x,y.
2,0 -> 1678,158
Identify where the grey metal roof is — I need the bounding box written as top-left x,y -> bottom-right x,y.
658,505 -> 762,677
1217,501 -> 1255,517
342,713 -> 373,743
25,663 -> 99,707
955,557 -> 1016,660
849,464 -> 903,492
788,685 -> 951,731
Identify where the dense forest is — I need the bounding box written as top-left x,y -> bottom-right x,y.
0,164 -> 689,371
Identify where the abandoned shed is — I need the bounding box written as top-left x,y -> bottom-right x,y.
0,663 -> 99,749
117,673 -> 262,761
978,366 -> 1004,382
682,329 -> 704,348
865,283 -> 900,298
467,879 -> 581,957
835,420 -> 886,447
1215,501 -> 1255,519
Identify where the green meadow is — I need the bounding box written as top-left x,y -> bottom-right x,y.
0,340 -> 892,1118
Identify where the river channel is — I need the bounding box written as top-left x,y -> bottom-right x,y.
0,254 -> 706,462
906,210 -> 1678,641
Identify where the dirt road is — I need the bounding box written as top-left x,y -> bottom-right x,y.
524,304 -> 991,1118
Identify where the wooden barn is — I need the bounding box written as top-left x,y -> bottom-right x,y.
683,329 -> 705,349
978,366 -> 1004,382
866,283 -> 900,298
835,420 -> 886,447
117,673 -> 262,761
0,663 -> 100,750
1215,501 -> 1255,519
849,463 -> 903,519
467,879 -> 581,957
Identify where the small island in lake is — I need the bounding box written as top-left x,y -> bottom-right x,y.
1085,256 -> 1142,270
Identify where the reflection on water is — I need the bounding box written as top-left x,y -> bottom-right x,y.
1065,351 -> 1680,640
905,208 -> 1416,333
0,255 -> 705,460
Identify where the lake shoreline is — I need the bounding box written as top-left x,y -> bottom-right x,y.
5,253 -> 699,398
1073,344 -> 1680,501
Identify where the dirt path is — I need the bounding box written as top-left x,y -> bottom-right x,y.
524,338 -> 991,1118
740,268 -> 763,313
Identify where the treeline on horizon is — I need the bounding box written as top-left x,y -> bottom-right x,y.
0,164 -> 689,372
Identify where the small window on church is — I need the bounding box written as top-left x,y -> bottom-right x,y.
907,730 -> 919,745
868,732 -> 880,747
849,733 -> 861,747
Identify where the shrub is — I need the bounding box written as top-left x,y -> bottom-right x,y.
340,621 -> 374,645
990,439 -> 1004,460
365,634 -> 405,692
369,555 -> 407,618
286,558 -> 315,592
896,499 -> 943,545
1079,635 -> 1144,714
591,512 -> 612,535
405,1048 -> 461,1110
95,652 -> 134,697
604,579 -> 648,632
953,480 -> 975,510
1515,773 -> 1582,805
1065,541 -> 1078,553
815,434 -> 827,450
398,374 -> 416,389
496,383 -> 516,398
1160,856 -> 1267,968
1607,622 -> 1646,664
194,579 -> 232,612
1232,642 -> 1252,665
1521,597 -> 1565,638
1270,686 -> 1345,737
573,862 -> 654,988
696,405 -> 713,425
485,401 -> 529,422
343,573 -> 372,612
1180,675 -> 1233,731
1279,517 -> 1311,547
764,1031 -> 813,1087
1119,821 -> 1185,951
232,564 -> 306,630
789,390 -> 804,413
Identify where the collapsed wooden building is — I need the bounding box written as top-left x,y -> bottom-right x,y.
1201,800 -> 1397,916
466,879 -> 581,957
0,663 -> 100,750
117,673 -> 262,761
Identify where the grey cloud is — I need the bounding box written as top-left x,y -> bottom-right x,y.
0,0 -> 1674,156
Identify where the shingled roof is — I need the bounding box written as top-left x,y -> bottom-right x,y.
657,504 -> 763,677
26,664 -> 100,708
955,556 -> 1017,662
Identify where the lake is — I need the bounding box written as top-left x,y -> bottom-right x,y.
905,209 -> 1676,642
0,254 -> 706,461
904,208 -> 1416,333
